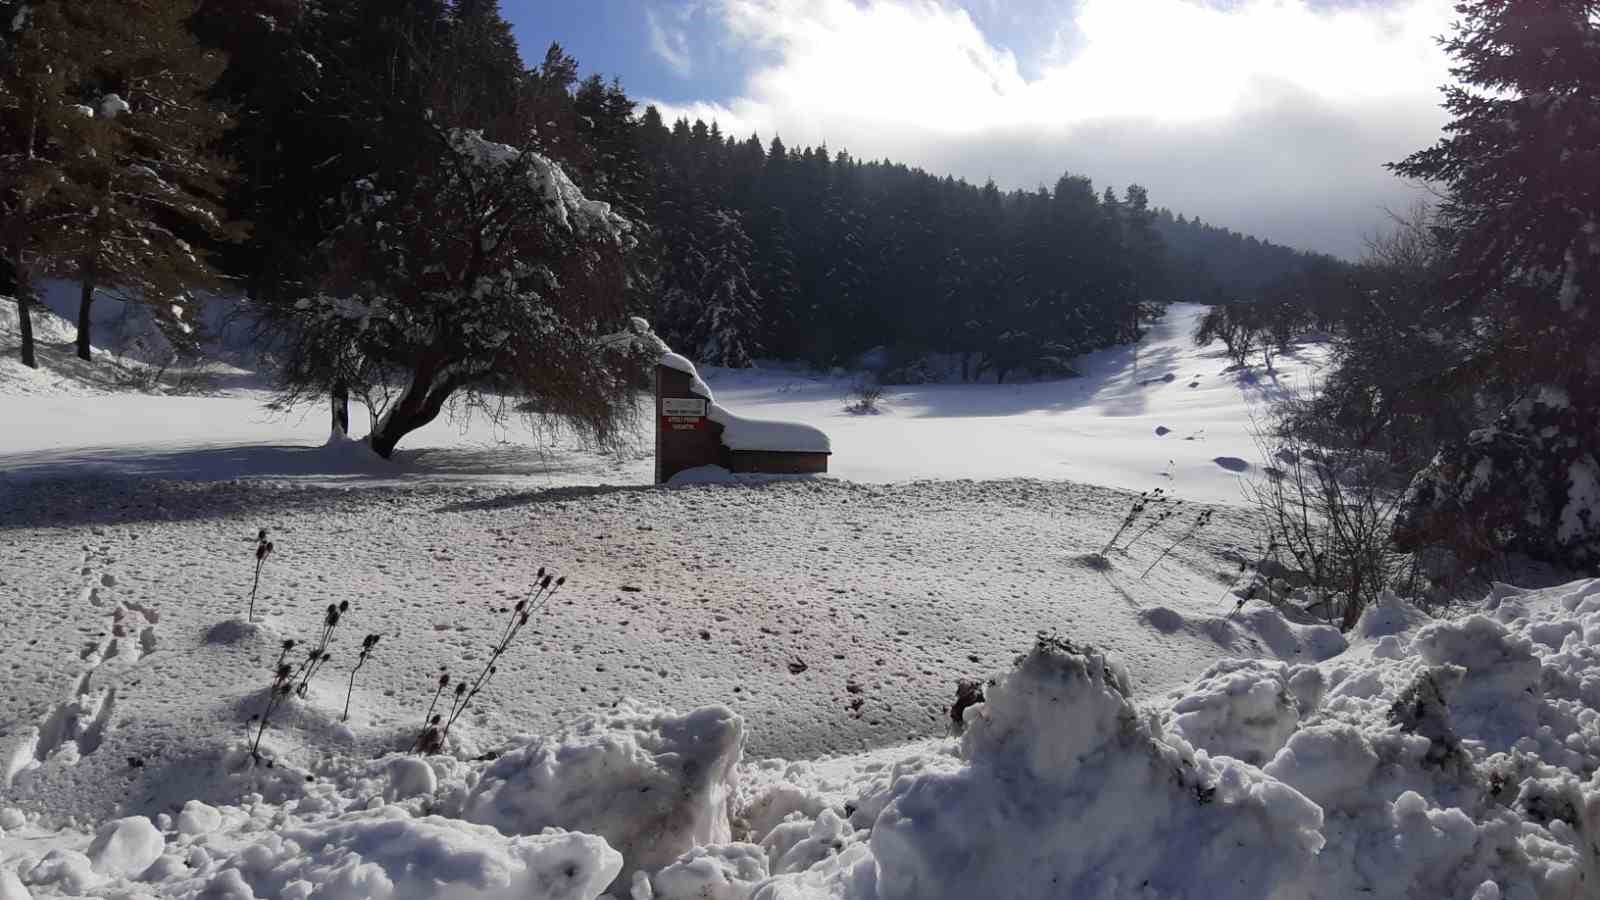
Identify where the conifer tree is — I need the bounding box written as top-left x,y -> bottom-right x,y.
1390,0 -> 1600,569
43,0 -> 233,362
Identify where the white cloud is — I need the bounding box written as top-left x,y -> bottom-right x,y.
647,8 -> 695,77
651,0 -> 1457,258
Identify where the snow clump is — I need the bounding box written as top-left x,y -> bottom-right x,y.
459,700 -> 744,892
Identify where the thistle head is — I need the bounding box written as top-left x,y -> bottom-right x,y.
438,672 -> 450,688
455,682 -> 467,696
339,600 -> 350,613
257,528 -> 268,543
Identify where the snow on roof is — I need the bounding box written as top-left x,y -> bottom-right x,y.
659,350 -> 831,453
659,351 -> 713,400
708,403 -> 831,454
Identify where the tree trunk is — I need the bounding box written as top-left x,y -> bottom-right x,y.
15,294 -> 36,369
330,383 -> 350,440
76,274 -> 95,361
367,367 -> 461,459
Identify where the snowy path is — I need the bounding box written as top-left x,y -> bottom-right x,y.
0,475 -> 1339,826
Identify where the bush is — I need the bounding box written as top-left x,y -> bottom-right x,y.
1247,398 -> 1411,630
844,379 -> 885,415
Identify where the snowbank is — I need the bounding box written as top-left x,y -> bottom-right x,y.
459,701 -> 744,891
812,637 -> 1323,900
1178,580 -> 1600,899
8,553 -> 1600,900
177,808 -> 620,900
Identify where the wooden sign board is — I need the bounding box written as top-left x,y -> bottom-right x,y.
661,397 -> 707,431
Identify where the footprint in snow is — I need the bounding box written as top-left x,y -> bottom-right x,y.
1140,607 -> 1186,634
1212,456 -> 1251,473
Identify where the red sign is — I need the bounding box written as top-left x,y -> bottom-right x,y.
661,398 -> 707,431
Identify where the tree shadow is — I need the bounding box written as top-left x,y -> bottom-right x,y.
0,440 -> 650,530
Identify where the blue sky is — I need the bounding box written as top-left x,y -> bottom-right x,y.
506,1 -> 1071,107
505,1 -> 744,105
503,1 -> 1455,258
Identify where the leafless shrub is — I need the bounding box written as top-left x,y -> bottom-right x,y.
1246,392 -> 1410,630
844,379 -> 885,415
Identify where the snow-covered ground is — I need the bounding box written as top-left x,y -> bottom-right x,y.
8,301 -> 1596,899
2,304 -> 1320,504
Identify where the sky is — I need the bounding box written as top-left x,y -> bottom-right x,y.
507,0 -> 1458,260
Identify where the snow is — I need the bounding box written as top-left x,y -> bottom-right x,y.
460,702 -> 744,892
3,303 -> 1319,503
658,351 -> 831,453
11,295 -> 1599,900
2,495 -> 1600,900
667,464 -> 737,485
708,405 -> 831,454
97,95 -> 129,120
858,636 -> 1323,900
174,801 -> 221,837
84,817 -> 162,877
188,809 -> 621,900
449,130 -> 628,242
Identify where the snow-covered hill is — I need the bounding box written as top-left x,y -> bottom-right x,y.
0,304 -> 1323,504
9,302 -> 1594,900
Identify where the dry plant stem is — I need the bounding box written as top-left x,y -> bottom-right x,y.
439,578 -> 563,745
249,558 -> 264,621
411,679 -> 449,753
1122,502 -> 1182,552
250,665 -> 294,763
1140,511 -> 1214,579
1101,489 -> 1165,555
341,637 -> 378,722
296,603 -> 347,698
342,667 -> 359,722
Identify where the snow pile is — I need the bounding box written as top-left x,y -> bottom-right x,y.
170,808 -> 620,900
864,637 -> 1321,900
1173,580 -> 1600,899
659,351 -> 831,454
84,817 -> 163,878
459,701 -> 744,890
745,636 -> 1324,900
1167,658 -> 1320,766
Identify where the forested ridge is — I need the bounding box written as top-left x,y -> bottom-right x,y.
1,0 -> 1327,387
553,57 -> 1333,375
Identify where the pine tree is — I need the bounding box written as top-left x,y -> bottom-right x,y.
34,0 -> 234,362
688,208 -> 761,367
1389,0 -> 1600,569
0,0 -> 75,368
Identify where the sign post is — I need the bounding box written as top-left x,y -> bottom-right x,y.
654,364 -> 724,484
